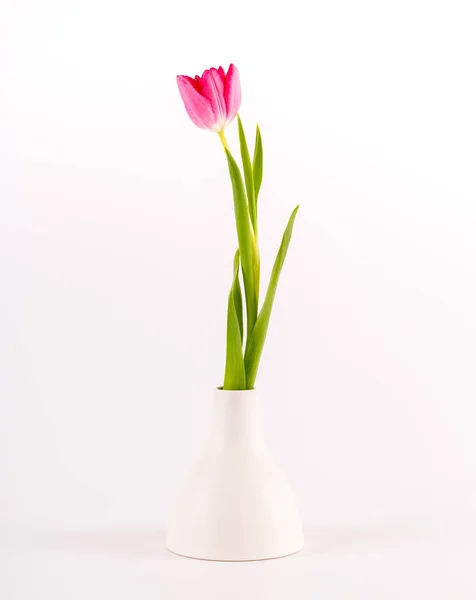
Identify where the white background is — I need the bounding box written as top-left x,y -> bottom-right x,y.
1,0 -> 476,597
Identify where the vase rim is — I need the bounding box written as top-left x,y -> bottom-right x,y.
216,387 -> 256,394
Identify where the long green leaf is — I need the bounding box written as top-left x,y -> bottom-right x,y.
232,249 -> 243,343
244,205 -> 299,389
225,148 -> 257,339
237,116 -> 256,232
224,251 -> 246,390
238,117 -> 260,306
252,125 -> 263,204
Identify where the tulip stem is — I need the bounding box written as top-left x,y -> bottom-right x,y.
218,130 -> 229,150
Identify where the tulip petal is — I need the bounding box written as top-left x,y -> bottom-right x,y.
176,75 -> 216,130
217,66 -> 226,85
199,68 -> 227,131
224,64 -> 241,126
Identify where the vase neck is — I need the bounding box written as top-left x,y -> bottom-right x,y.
210,389 -> 263,446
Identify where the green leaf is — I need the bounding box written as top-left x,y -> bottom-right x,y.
252,125 -> 263,204
224,251 -> 246,390
244,205 -> 299,389
237,116 -> 256,232
238,117 -> 261,305
225,148 -> 258,339
232,249 -> 243,343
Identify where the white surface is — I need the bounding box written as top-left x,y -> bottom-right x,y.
2,519 -> 476,599
166,389 -> 303,560
1,0 -> 476,596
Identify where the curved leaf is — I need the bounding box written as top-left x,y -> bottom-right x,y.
225,148 -> 257,339
223,251 -> 246,390
232,249 -> 243,343
252,125 -> 263,203
237,117 -> 261,305
237,115 -> 256,232
244,205 -> 299,389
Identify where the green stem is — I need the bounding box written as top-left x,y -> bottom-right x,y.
218,130 -> 229,150
252,230 -> 260,305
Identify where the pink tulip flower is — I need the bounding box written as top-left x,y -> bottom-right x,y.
177,64 -> 241,134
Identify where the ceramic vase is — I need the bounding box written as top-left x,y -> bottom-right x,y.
166,388 -> 303,561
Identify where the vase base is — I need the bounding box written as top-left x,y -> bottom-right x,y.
166,542 -> 304,562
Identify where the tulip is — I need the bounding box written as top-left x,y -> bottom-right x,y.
176,64 -> 241,142
176,63 -> 299,390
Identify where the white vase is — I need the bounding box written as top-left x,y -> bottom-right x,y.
166,388 -> 304,561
